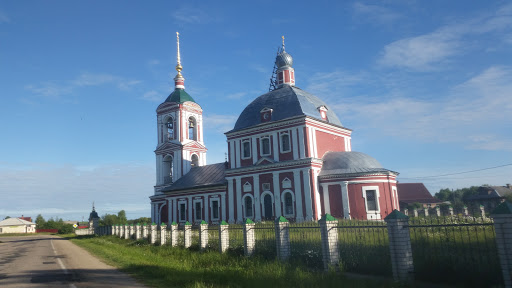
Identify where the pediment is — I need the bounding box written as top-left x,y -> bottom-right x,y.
255,157 -> 275,166
183,141 -> 207,150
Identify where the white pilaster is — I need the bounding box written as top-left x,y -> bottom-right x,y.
156,155 -> 161,185
254,174 -> 261,222
291,129 -> 299,160
236,177 -> 243,223
235,140 -> 241,168
293,170 -> 304,222
298,127 -> 305,159
341,181 -> 351,219
229,140 -> 235,169
272,132 -> 279,162
173,198 -> 177,223
204,196 -> 209,223
321,183 -> 331,214
188,196 -> 193,222
221,193 -> 226,221
252,137 -> 258,164
272,171 -> 282,217
313,169 -> 322,220
228,178 -> 235,222
151,203 -> 155,223
167,200 -> 172,224
303,169 -> 313,221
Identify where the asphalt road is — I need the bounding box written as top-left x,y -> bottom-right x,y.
0,234 -> 146,287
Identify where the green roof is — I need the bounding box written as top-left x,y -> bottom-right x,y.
165,88 -> 195,104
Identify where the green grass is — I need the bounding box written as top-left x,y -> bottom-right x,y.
0,232 -> 55,237
70,235 -> 400,288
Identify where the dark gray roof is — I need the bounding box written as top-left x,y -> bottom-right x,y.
467,186 -> 512,200
162,162 -> 227,192
230,86 -> 342,132
319,151 -> 395,176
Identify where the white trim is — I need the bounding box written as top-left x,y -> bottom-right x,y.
282,177 -> 292,189
303,169 -> 313,221
279,132 -> 292,154
392,186 -> 398,210
362,186 -> 381,220
298,127 -> 305,159
167,200 -> 172,225
204,196 -> 209,223
281,189 -> 295,218
313,169 -> 322,220
178,200 -> 187,222
241,139 -> 251,159
236,177 -> 243,223
229,140 -> 235,169
243,182 -> 252,192
251,137 -> 258,164
272,132 -> 279,161
188,196 -> 193,223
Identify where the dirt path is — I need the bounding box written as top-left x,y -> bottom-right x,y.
0,234 -> 146,287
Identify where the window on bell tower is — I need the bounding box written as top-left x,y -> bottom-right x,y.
166,117 -> 174,141
191,154 -> 199,167
188,117 -> 197,141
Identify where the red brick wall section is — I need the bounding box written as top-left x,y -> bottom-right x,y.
328,184 -> 344,219
315,130 -> 345,159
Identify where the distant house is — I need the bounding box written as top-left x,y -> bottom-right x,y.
0,218 -> 36,234
466,184 -> 512,213
397,183 -> 443,211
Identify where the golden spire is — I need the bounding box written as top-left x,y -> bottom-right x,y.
282,35 -> 285,51
176,32 -> 183,76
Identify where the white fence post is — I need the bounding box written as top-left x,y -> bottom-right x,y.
150,223 -> 157,244
170,222 -> 178,247
219,220 -> 229,253
160,223 -> 167,245
319,214 -> 339,270
384,209 -> 414,282
142,224 -> 148,239
243,219 -> 255,256
124,225 -> 130,240
184,221 -> 192,248
491,202 -> 512,288
199,221 -> 208,250
275,216 -> 290,261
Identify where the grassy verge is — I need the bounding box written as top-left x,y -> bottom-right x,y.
0,232 -> 55,237
70,235 -> 400,288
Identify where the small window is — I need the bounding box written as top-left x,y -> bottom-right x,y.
180,203 -> 186,221
281,133 -> 291,153
242,141 -> 251,159
191,154 -> 199,167
366,190 -> 377,211
212,200 -> 219,220
284,192 -> 294,215
166,117 -> 174,141
195,202 -> 202,221
261,137 -> 271,156
244,196 -> 253,218
262,183 -> 271,191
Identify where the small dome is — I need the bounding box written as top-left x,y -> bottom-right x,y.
275,51 -> 293,68
89,209 -> 99,220
165,88 -> 195,104
319,151 -> 395,176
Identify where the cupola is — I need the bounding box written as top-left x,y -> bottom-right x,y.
276,36 -> 295,88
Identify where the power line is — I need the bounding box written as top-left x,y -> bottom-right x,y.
399,163 -> 512,180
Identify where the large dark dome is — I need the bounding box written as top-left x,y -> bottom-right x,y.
230,86 -> 342,132
319,151 -> 395,176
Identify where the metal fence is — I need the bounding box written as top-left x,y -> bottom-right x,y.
253,222 -> 276,259
337,218 -> 391,276
408,215 -> 502,286
228,224 -> 244,253
289,221 -> 322,269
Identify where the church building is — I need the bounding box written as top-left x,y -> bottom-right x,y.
149,34 -> 399,224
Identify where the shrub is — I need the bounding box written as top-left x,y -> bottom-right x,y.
58,224 -> 74,234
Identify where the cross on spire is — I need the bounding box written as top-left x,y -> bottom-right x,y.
282,35 -> 285,51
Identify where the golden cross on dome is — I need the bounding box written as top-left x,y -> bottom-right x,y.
282,35 -> 285,51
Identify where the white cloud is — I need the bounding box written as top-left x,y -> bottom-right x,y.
352,2 -> 402,24
25,82 -> 73,99
379,4 -> 512,71
308,65 -> 512,151
142,90 -> 162,102
0,162 -> 153,221
172,6 -> 214,24
203,113 -> 237,133
226,92 -> 247,100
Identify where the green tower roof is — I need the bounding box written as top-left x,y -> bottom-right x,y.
165,88 -> 195,104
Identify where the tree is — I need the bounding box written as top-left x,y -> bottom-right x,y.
101,213 -> 119,226
35,214 -> 46,228
117,210 -> 127,224
4,216 -> 10,220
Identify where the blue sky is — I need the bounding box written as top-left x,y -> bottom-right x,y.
1,1 -> 511,221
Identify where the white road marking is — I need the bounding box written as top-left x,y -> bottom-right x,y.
50,239 -> 77,288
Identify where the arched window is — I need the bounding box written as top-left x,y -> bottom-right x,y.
284,192 -> 294,216
281,133 -> 291,153
260,136 -> 271,156
191,154 -> 199,167
166,117 -> 174,141
188,117 -> 197,140
244,196 -> 253,218
163,155 -> 173,184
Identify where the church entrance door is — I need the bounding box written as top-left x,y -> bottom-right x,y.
264,194 -> 273,220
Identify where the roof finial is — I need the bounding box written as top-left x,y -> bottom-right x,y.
282,35 -> 285,51
176,32 -> 183,76
92,201 -> 95,211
